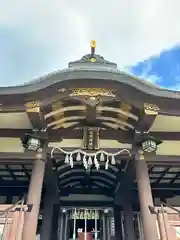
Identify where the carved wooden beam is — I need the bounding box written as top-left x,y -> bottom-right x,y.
137,152 -> 180,165
1,128 -> 180,141
86,105 -> 97,125
135,103 -> 159,132
60,187 -> 113,196
25,101 -> 47,130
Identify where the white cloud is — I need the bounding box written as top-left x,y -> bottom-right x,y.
0,0 -> 180,69
124,67 -> 161,86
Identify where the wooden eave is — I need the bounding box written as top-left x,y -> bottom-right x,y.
0,69 -> 180,161
0,68 -> 180,109
0,68 -> 180,125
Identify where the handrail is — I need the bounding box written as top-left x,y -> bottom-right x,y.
160,204 -> 169,240
15,197 -> 25,240
160,201 -> 180,240
160,201 -> 180,215
0,196 -> 26,240
0,197 -> 25,217
2,211 -> 9,240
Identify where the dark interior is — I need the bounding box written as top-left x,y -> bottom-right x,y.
69,219 -> 100,238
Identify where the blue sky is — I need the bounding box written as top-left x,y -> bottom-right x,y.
129,45 -> 180,90
0,0 -> 180,89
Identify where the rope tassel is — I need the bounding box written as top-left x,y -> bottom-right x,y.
64,154 -> 69,164
51,147 -> 131,170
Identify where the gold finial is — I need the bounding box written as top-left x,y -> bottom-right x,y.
90,40 -> 96,56
91,40 -> 96,48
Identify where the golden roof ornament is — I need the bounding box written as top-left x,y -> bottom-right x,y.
91,40 -> 96,49
68,40 -> 117,67
144,103 -> 159,115
90,40 -> 96,62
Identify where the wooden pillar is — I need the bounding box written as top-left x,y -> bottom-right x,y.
135,160 -> 158,240
57,209 -> 63,240
114,161 -> 135,240
123,202 -> 135,240
40,159 -> 59,240
51,204 -> 61,240
114,208 -> 123,240
40,188 -> 55,240
23,154 -> 46,240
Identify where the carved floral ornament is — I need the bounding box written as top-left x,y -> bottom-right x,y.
144,103 -> 160,115
24,101 -> 40,110
69,88 -> 116,98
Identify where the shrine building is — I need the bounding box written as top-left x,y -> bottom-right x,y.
0,41 -> 180,240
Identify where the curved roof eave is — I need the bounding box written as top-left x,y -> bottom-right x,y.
0,67 -> 179,99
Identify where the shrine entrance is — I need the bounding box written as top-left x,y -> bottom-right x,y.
59,208 -> 112,240
70,208 -> 100,240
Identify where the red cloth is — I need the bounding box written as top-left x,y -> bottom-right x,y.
78,232 -> 92,240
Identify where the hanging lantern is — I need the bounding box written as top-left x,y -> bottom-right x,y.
141,139 -> 157,153
136,134 -> 162,153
